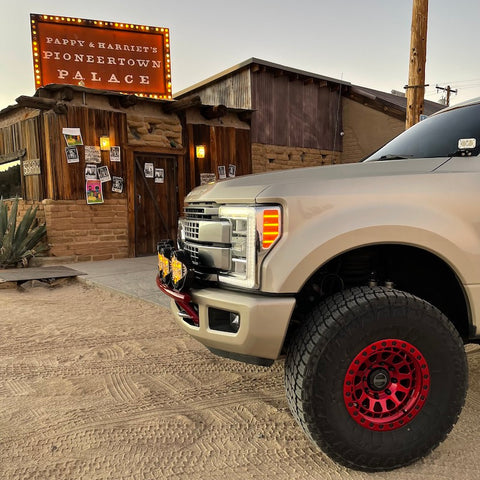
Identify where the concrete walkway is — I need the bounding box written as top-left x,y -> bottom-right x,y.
65,255 -> 170,308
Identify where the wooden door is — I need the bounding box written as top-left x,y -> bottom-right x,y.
134,153 -> 177,256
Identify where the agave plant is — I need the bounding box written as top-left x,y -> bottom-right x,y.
0,198 -> 48,268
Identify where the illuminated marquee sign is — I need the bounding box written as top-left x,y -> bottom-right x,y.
30,14 -> 172,99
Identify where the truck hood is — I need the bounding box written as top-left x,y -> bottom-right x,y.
185,157 -> 448,204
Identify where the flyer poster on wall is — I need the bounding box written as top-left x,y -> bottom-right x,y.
154,168 -> 164,183
144,162 -> 154,178
62,127 -> 83,147
228,164 -> 236,177
218,165 -> 227,179
86,180 -> 104,204
65,146 -> 79,163
97,165 -> 111,183
200,173 -> 216,185
85,145 -> 101,164
110,146 -> 121,162
85,164 -> 97,180
112,176 -> 124,193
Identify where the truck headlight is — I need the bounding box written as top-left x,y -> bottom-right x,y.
218,205 -> 282,289
177,218 -> 186,249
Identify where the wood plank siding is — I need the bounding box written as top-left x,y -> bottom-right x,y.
0,115 -> 43,200
251,70 -> 343,151
43,106 -> 128,200
186,69 -> 252,110
187,124 -> 251,186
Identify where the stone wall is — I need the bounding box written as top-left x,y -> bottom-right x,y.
2,199 -> 46,224
252,144 -> 340,173
127,113 -> 183,148
2,198 -> 128,262
340,98 -> 404,163
41,199 -> 129,261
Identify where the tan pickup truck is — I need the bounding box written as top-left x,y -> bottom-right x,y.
156,98 -> 480,471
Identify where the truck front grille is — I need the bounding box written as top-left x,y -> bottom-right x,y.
185,204 -> 219,220
184,220 -> 200,240
182,203 -> 231,270
185,244 -> 199,263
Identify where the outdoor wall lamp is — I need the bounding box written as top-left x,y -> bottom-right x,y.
196,145 -> 206,159
100,135 -> 111,151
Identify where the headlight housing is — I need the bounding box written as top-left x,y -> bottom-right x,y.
218,205 -> 282,289
177,217 -> 186,249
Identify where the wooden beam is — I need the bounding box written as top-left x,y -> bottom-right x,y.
120,95 -> 138,108
238,111 -> 252,123
201,105 -> 228,120
108,94 -> 138,109
251,65 -> 266,74
59,87 -> 74,101
162,95 -> 202,113
0,149 -> 26,165
15,95 -> 67,114
16,95 -> 56,110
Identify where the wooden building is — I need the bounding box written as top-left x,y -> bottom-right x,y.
176,58 -> 443,169
0,85 -> 250,261
176,58 -> 348,172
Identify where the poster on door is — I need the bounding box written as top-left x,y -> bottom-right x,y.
86,179 -> 104,204
155,168 -> 164,183
144,163 -> 154,178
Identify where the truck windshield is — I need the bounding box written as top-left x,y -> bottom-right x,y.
363,103 -> 480,162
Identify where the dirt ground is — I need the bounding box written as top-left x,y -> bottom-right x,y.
1,280 -> 480,480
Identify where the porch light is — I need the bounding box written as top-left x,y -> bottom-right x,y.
196,145 -> 206,159
99,135 -> 110,151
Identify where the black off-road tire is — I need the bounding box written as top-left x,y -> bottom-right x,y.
285,287 -> 468,471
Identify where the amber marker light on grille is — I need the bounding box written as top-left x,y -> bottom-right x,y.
262,209 -> 281,249
171,256 -> 185,285
158,252 -> 170,281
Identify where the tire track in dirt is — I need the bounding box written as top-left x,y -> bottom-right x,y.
2,283 -> 480,480
104,373 -> 143,403
5,379 -> 33,395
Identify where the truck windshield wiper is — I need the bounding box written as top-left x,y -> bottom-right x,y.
377,154 -> 413,160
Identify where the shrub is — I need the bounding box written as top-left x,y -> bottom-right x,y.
0,198 -> 48,268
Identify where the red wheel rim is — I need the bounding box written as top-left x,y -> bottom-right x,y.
343,339 -> 430,431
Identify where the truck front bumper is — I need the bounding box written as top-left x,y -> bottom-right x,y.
156,275 -> 296,362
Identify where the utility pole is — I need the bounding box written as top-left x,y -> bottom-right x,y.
405,0 -> 429,129
436,85 -> 458,106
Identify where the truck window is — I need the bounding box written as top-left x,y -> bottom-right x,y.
364,103 -> 480,161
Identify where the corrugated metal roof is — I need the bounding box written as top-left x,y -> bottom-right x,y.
350,85 -> 444,116
174,57 -> 351,98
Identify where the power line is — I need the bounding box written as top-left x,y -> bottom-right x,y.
433,78 -> 480,86
435,85 -> 457,106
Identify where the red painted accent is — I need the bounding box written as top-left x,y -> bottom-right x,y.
343,339 -> 430,431
156,274 -> 199,326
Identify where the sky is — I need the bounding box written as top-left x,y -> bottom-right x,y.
1,0 -> 479,111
